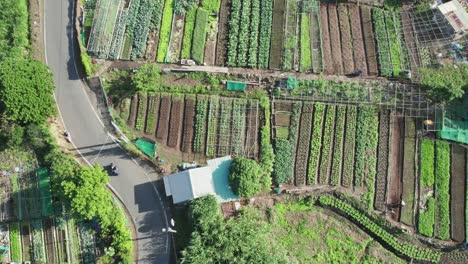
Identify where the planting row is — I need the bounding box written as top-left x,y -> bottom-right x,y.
272,101 -> 388,210
127,93 -> 260,159
418,140 -> 467,242
85,1 -> 415,78
8,217 -> 87,263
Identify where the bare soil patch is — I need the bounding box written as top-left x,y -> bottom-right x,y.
168,97 -> 184,148
387,112 -> 403,221
400,118 -> 416,226
215,0 -> 231,66
181,96 -> 196,153
320,3 -> 333,75
450,144 -> 466,242
270,0 -> 286,69
337,4 -> 354,74
361,6 -> 379,76
348,5 -> 368,76
327,3 -> 343,75
156,95 -> 172,142
127,95 -> 138,127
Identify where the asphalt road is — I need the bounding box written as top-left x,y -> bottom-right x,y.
43,0 -> 171,263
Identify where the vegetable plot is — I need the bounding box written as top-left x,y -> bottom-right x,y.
318,105 -> 336,185
191,8 -> 209,64
434,141 -> 450,240
156,0 -> 174,62
258,0 -> 273,68
330,105 -> 345,186
307,103 -> 325,184
342,106 -> 357,187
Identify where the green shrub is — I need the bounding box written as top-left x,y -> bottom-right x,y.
229,157 -> 263,198
191,8 -> 209,64
156,0 -> 174,62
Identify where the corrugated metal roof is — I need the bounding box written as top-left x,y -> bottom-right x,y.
189,166 -> 215,199
165,171 -> 194,204
438,0 -> 468,32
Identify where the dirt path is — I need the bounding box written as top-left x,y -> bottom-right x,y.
450,144 -> 466,242
386,112 -> 403,221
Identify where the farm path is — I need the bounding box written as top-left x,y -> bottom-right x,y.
44,0 -> 171,263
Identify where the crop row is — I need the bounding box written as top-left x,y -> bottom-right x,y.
375,111 -> 390,211
135,93 -> 147,131
156,0 -> 174,62
236,0 -> 252,67
181,7 -> 197,59
319,196 -> 442,263
181,95 -> 196,152
32,220 -> 45,262
201,0 -> 221,13
109,9 -> 128,60
10,222 -> 21,262
295,103 -> 313,186
206,97 -> 219,157
191,8 -> 209,64
168,96 -> 184,148
372,9 -> 393,76
385,11 -> 401,76
247,0 -> 260,67
218,99 -> 233,156
131,0 -> 156,59
318,105 -> 336,185
231,99 -> 247,155
193,96 -> 208,153
227,0 -> 241,66
419,197 -> 435,237
273,138 -> 293,186
421,139 -> 435,188
289,102 -> 302,183
79,223 -> 96,264
300,14 -> 312,71
434,141 -> 450,240
145,94 -> 160,134
342,106 -> 357,187
307,103 -> 325,184
258,0 -> 273,68
330,105 -> 345,186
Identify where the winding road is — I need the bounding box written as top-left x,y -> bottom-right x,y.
44,0 -> 171,263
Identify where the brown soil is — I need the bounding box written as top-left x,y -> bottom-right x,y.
375,111 -> 390,211
145,94 -> 160,135
43,219 -> 57,263
127,95 -> 138,127
168,97 -> 184,148
244,101 -> 259,159
401,118 -> 416,226
275,112 -> 291,127
327,3 -> 343,75
204,20 -> 218,66
274,101 -> 293,112
348,5 -> 368,76
156,95 -> 172,142
387,112 -> 403,221
295,103 -> 313,186
320,3 -> 333,75
450,144 -> 466,243
270,0 -> 286,69
167,15 -> 185,63
361,6 -> 379,76
215,0 -> 231,66
181,96 -> 196,153
337,4 -> 354,74
308,12 -> 322,73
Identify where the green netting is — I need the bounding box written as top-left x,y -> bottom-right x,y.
287,77 -> 298,89
135,139 -> 156,157
226,81 -> 247,92
38,167 -> 53,217
441,117 -> 468,144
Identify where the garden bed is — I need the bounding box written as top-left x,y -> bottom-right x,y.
337,4 -> 354,74
168,96 -> 184,148
361,6 -> 378,76
450,144 -> 466,242
327,3 -> 343,74
400,118 -> 416,225
294,103 -> 313,186
215,0 -> 231,66
156,94 -> 172,142
386,112 -> 403,221
181,95 -> 196,153
269,0 -> 286,69
375,111 -> 390,211
348,5 -> 368,76
320,3 -> 333,74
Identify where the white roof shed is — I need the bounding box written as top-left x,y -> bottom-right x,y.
438,0 -> 468,33
163,166 -> 214,204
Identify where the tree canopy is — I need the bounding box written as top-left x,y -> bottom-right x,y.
132,63 -> 162,92
0,59 -> 56,123
418,65 -> 468,103
229,157 -> 270,198
181,195 -> 288,264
